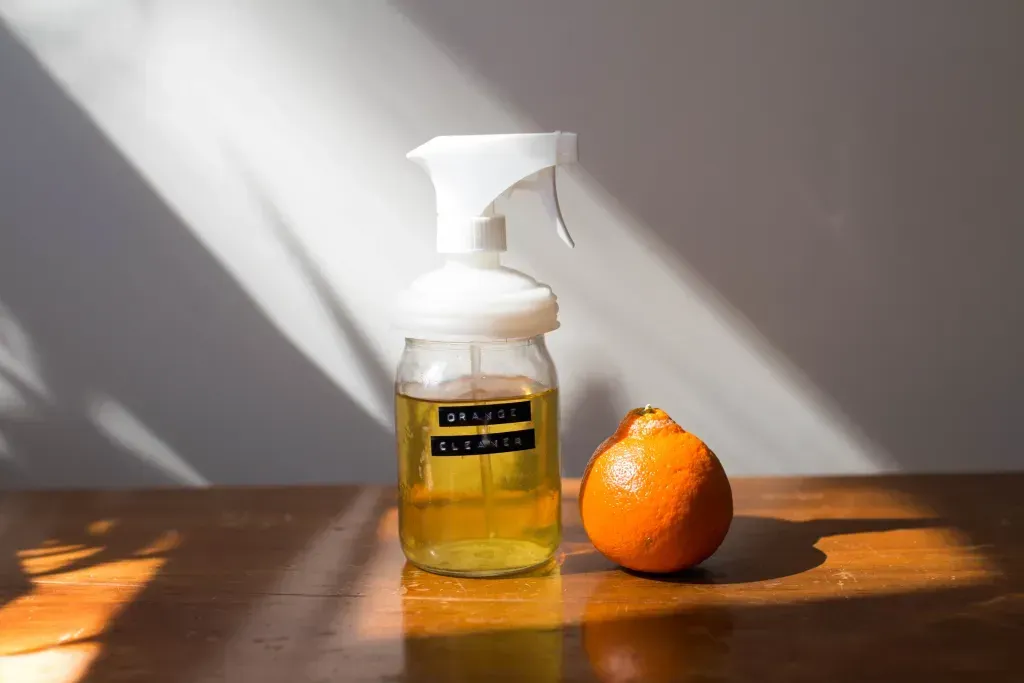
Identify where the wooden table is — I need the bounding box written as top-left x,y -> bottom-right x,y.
0,475 -> 1020,682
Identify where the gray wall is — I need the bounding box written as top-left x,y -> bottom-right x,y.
0,1 -> 1021,488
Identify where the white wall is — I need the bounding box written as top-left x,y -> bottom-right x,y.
0,1 -> 1021,488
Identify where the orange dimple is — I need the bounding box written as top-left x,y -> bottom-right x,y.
579,407 -> 733,574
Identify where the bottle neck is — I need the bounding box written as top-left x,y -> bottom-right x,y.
436,214 -> 507,253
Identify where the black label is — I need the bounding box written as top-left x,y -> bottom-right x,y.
431,428 -> 536,456
437,400 -> 531,428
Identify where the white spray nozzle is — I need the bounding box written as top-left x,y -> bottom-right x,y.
407,132 -> 578,254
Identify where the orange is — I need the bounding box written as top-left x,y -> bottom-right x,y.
579,406 -> 732,573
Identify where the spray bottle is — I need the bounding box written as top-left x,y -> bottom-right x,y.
395,132 -> 577,577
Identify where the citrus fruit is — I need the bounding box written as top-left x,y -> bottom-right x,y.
579,406 -> 732,573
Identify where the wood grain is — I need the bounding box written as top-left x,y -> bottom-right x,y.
0,475 -> 1020,682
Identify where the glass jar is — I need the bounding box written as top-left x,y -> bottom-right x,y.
394,335 -> 561,577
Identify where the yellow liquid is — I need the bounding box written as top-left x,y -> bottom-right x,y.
395,379 -> 561,577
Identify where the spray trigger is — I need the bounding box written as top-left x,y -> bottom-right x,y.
514,167 -> 575,249
540,167 -> 575,249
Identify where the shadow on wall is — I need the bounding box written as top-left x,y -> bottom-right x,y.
561,376 -> 624,474
393,0 -> 1024,473
0,23 -> 392,488
4,3 -> 1023,488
